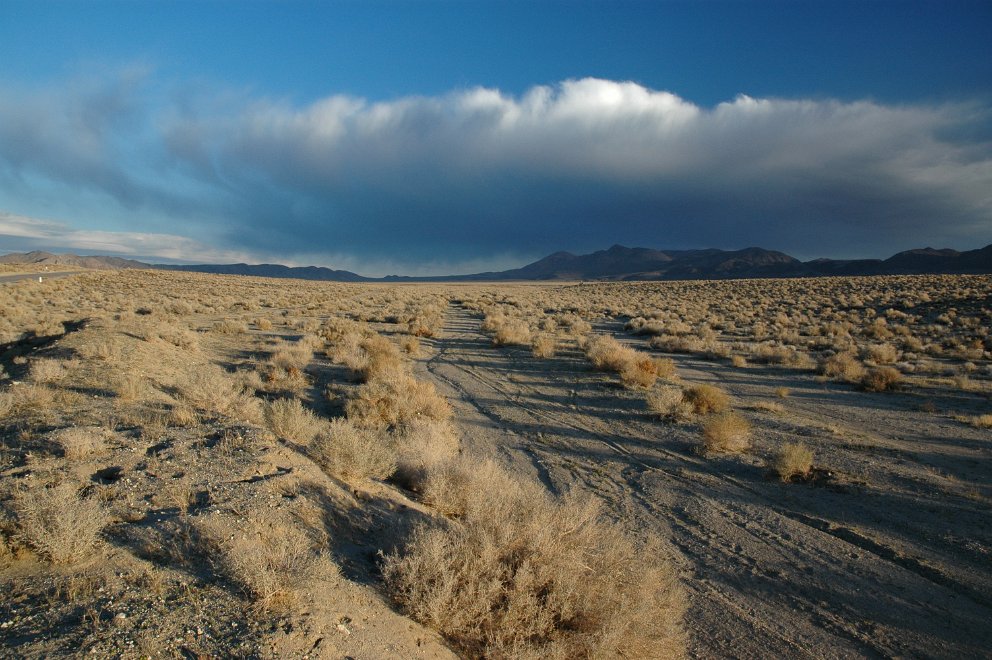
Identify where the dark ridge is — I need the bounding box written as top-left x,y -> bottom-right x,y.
2,242 -> 990,282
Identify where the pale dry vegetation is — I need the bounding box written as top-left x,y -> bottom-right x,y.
773,442 -> 814,481
13,482 -> 110,564
700,413 -> 752,454
383,454 -> 685,659
310,417 -> 396,481
684,384 -> 731,414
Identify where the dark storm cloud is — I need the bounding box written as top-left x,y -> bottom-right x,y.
2,74 -> 990,271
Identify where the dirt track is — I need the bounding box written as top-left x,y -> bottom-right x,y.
418,304 -> 992,658
0,271 -> 83,284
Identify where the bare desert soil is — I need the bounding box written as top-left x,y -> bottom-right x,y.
0,270 -> 989,658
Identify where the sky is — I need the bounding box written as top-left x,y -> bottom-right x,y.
0,0 -> 990,276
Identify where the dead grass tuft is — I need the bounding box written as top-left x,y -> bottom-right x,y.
393,419 -> 461,492
531,334 -> 557,359
683,384 -> 730,414
383,456 -> 685,659
645,385 -> 686,420
264,398 -> 323,444
821,352 -> 866,383
861,366 -> 902,392
773,442 -> 814,481
14,483 -> 110,564
346,373 -> 452,431
28,358 -> 69,384
177,365 -> 261,422
310,418 -> 396,481
52,427 -> 108,459
203,518 -> 334,611
492,318 -> 532,346
700,413 -> 752,454
212,319 -> 247,334
619,356 -> 663,389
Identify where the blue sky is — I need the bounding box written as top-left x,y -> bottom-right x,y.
1,0 -> 990,274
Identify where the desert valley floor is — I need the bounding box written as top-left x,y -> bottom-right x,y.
0,269 -> 990,658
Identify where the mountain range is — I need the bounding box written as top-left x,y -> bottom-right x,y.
1,244 -> 990,282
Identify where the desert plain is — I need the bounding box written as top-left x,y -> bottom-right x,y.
0,268 -> 990,659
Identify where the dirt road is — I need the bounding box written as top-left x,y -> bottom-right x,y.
417,305 -> 992,658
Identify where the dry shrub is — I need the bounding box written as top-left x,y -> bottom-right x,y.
205,519 -> 333,610
653,356 -> 677,380
265,398 -> 323,444
481,311 -> 507,333
864,343 -> 899,364
700,413 -> 751,454
310,418 -> 395,481
53,427 -> 107,459
646,386 -> 692,420
393,419 -> 460,492
327,330 -> 367,371
78,339 -> 118,361
212,319 -> 247,334
178,365 -> 261,422
752,401 -> 785,414
559,314 -> 592,336
586,335 -> 668,389
861,366 -> 902,392
773,442 -> 814,481
968,414 -> 992,429
115,373 -> 146,402
620,356 -> 664,389
346,373 -> 452,431
169,403 -> 199,427
418,454 -> 496,517
952,375 -> 975,391
15,483 -> 110,564
683,384 -> 730,414
750,344 -> 814,369
531,334 -> 557,359
0,391 -> 11,419
408,312 -> 444,338
400,335 -> 421,356
158,325 -> 199,351
358,335 -> 405,382
383,456 -> 685,659
269,339 -> 316,374
5,383 -> 56,418
255,317 -> 274,331
493,319 -> 532,347
774,386 -> 791,398
585,335 -> 635,372
328,332 -> 405,382
821,352 -> 866,382
28,358 -> 68,384
731,355 -> 748,368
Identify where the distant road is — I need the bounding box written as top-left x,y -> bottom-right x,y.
0,270 -> 83,284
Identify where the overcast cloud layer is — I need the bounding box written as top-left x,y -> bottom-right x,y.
1,73 -> 990,274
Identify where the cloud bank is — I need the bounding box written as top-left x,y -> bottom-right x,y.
0,212 -> 251,263
1,72 -> 990,272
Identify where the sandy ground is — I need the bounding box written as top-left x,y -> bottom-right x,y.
420,305 -> 992,659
